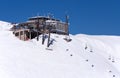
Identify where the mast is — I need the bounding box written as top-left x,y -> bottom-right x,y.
66,15 -> 69,35
36,17 -> 39,41
64,15 -> 72,42
42,18 -> 45,45
47,14 -> 52,47
47,26 -> 51,47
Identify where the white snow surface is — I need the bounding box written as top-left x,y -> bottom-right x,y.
0,21 -> 120,78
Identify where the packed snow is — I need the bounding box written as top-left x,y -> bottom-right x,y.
0,21 -> 120,78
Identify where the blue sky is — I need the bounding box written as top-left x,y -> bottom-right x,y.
0,0 -> 120,35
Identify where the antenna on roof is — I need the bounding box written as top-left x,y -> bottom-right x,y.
48,13 -> 53,19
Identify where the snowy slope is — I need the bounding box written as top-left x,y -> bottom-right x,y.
0,21 -> 120,78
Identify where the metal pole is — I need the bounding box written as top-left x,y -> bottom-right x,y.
47,26 -> 51,47
42,19 -> 45,45
37,18 -> 39,41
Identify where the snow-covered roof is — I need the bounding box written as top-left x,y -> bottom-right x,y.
29,16 -> 60,21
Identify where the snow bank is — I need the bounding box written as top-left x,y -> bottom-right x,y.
0,21 -> 12,31
0,21 -> 120,78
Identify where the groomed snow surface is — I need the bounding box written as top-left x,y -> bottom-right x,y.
0,21 -> 120,78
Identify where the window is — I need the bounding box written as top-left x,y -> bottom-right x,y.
15,32 -> 19,36
20,31 -> 23,35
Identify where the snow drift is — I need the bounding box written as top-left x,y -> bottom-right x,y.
0,21 -> 120,78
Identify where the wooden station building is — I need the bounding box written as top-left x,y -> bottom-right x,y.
12,16 -> 69,41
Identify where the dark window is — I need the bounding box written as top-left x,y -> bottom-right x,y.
20,31 -> 23,35
15,32 -> 19,36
